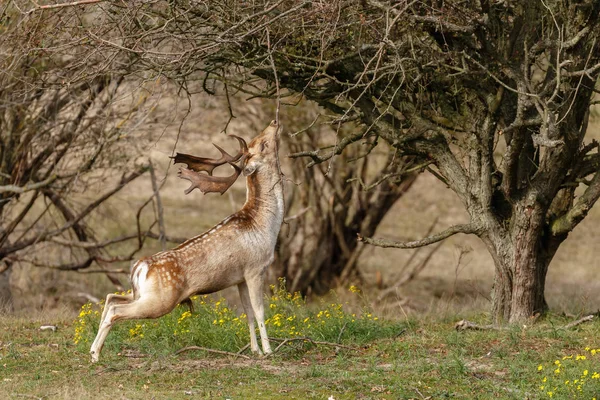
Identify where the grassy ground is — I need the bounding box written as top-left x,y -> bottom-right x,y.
4,95 -> 600,399
1,292 -> 599,400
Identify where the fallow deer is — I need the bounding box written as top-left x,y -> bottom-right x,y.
90,121 -> 284,362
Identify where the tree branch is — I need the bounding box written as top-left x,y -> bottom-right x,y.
0,165 -> 149,259
358,223 -> 481,249
25,0 -> 107,14
0,174 -> 59,194
551,167 -> 600,235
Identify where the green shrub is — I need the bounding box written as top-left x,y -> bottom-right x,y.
73,281 -> 406,358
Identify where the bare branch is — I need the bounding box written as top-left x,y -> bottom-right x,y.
562,315 -> 595,329
0,175 -> 59,194
358,223 -> 481,249
149,162 -> 167,251
24,0 -> 106,14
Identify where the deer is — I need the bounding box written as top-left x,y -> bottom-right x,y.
90,121 -> 284,363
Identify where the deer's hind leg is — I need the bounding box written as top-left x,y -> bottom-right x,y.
99,293 -> 134,325
90,295 -> 173,363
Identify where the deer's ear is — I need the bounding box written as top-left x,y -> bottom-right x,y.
260,141 -> 268,153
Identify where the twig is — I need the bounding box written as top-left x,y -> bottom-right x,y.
266,336 -> 359,356
149,161 -> 167,251
413,387 -> 431,400
289,114 -> 321,137
456,314 -> 596,332
175,346 -> 251,359
14,394 -> 43,400
76,268 -> 129,274
337,322 -> 348,343
283,207 -> 310,223
455,320 -> 504,331
77,292 -> 101,303
265,27 -> 281,125
265,27 -> 287,233
237,343 -> 250,354
0,174 -> 58,194
47,231 -> 185,250
562,314 -> 594,329
25,0 -> 106,14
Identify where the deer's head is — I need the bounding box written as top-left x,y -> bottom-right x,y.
242,120 -> 280,176
172,120 -> 279,195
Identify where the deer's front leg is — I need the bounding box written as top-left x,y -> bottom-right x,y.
244,270 -> 271,355
238,282 -> 261,354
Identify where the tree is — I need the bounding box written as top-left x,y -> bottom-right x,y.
2,1 -> 419,303
275,111 -> 418,295
0,3 -> 169,305
9,0 -> 600,323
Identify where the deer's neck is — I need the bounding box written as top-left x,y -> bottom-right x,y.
241,167 -> 284,231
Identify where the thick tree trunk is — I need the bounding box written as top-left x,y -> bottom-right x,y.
489,245 -> 550,324
485,202 -> 562,324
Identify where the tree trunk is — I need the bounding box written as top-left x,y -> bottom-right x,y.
0,262 -> 13,312
485,201 -> 563,324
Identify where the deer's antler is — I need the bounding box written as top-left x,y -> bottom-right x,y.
177,162 -> 243,195
172,135 -> 247,195
171,135 -> 248,176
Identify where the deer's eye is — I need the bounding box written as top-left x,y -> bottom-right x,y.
260,141 -> 268,152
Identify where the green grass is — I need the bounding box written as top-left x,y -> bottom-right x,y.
1,289 -> 600,399
74,282 -> 401,358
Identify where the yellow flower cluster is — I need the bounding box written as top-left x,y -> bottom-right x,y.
172,296 -> 248,337
73,302 -> 100,345
174,310 -> 191,336
129,323 -> 145,338
349,285 -> 361,294
538,346 -> 600,398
